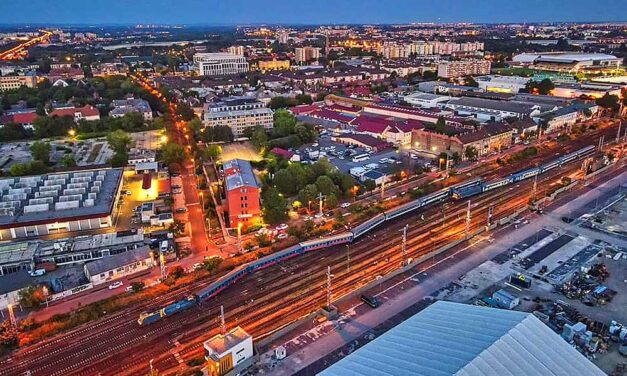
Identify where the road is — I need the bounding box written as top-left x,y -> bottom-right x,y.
1,136 -> 620,376
0,30 -> 53,60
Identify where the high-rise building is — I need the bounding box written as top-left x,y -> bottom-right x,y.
193,53 -> 249,76
437,59 -> 491,78
295,47 -> 321,64
227,45 -> 245,56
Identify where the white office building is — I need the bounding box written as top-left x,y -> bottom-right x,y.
193,53 -> 249,76
204,96 -> 273,137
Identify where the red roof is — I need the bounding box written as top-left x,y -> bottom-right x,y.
327,103 -> 361,113
50,105 -> 100,118
310,108 -> 354,123
270,147 -> 295,159
290,104 -> 319,115
351,115 -> 424,135
0,112 -> 38,125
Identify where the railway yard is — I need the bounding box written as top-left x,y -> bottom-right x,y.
0,119 -> 624,376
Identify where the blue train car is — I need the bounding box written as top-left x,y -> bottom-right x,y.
162,295 -> 197,316
420,189 -> 449,206
299,232 -> 353,252
197,266 -> 249,301
447,177 -> 484,195
384,200 -> 421,220
249,244 -> 302,272
540,159 -> 560,173
482,177 -> 513,192
512,167 -> 540,182
137,310 -> 162,325
451,185 -> 482,200
351,213 -> 385,239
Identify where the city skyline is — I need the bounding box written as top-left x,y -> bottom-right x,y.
0,0 -> 626,25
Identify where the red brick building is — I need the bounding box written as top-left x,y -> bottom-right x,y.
222,159 -> 261,228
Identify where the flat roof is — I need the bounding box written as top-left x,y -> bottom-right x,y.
223,159 -> 259,191
203,326 -> 251,358
84,245 -> 151,276
0,168 -> 123,229
320,301 -> 604,376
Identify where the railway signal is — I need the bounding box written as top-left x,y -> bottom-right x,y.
401,225 -> 408,267
465,200 -> 471,239
486,206 -> 494,228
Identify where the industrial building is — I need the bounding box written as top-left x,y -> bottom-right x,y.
204,326 -> 254,376
320,301 -> 605,376
0,168 -> 123,239
512,52 -> 622,74
193,53 -> 249,76
222,159 -> 261,228
403,92 -> 450,108
84,245 -> 154,285
475,75 -> 531,94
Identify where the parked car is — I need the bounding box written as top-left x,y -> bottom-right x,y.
108,281 -> 123,290
275,223 -> 288,231
276,233 -> 288,240
175,207 -> 187,213
193,263 -> 203,270
340,202 -> 351,208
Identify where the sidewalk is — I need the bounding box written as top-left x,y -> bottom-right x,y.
263,168 -> 627,376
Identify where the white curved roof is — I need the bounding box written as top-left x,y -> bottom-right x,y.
319,301 -> 604,376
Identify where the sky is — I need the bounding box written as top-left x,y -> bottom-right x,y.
0,0 -> 625,25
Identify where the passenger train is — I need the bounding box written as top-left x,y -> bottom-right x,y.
137,145 -> 595,325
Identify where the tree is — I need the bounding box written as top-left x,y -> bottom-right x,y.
311,158 -> 334,178
30,141 -> 51,164
201,125 -> 234,143
363,179 -> 377,192
0,320 -> 18,349
294,122 -> 317,144
130,282 -> 145,292
18,285 -> 46,308
106,130 -> 132,154
325,194 -> 339,209
526,78 -> 555,95
435,116 -> 446,134
175,102 -> 196,121
168,219 -> 186,237
109,152 -> 128,167
202,257 -> 222,273
169,265 -> 185,279
451,152 -> 461,164
0,122 -> 29,141
464,146 -> 478,161
273,169 -> 298,196
187,118 -> 202,136
298,184 -> 319,206
463,76 -> 479,87
250,126 -> 268,151
272,109 -> 297,137
206,144 -> 222,158
61,155 -> 77,168
262,187 -> 288,224
269,96 -> 291,110
161,143 -> 186,166
596,93 -> 620,112
561,176 -> 572,186
315,175 -> 339,197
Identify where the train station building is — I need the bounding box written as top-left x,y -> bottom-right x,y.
0,168 -> 124,239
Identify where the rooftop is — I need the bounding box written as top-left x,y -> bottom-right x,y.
320,301 -> 604,376
84,245 -> 151,276
223,159 -> 259,191
203,326 -> 251,359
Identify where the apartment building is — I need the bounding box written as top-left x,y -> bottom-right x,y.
222,159 -> 261,227
0,74 -> 37,91
204,96 -> 273,137
295,47 -> 321,64
194,53 -> 249,76
437,59 -> 491,78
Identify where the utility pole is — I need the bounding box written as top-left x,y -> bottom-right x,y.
346,244 -> 350,272
380,180 -> 385,199
465,200 -> 471,239
401,224 -> 408,267
486,206 -> 494,228
159,253 -> 167,280
7,303 -> 17,329
318,192 -> 324,215
531,174 -> 538,203
617,119 -> 623,143
598,135 -> 604,152
220,305 -> 226,335
149,359 -> 155,376
326,266 -> 333,310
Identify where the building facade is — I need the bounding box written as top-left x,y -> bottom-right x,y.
204,97 -> 273,137
222,159 -> 261,228
437,59 -> 491,78
295,47 -> 321,64
194,53 -> 249,76
0,74 -> 37,91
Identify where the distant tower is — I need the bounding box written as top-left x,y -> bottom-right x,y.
325,32 -> 330,56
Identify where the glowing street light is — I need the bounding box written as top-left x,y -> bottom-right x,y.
68,129 -> 76,138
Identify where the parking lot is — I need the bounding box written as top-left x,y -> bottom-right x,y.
296,134 -> 434,178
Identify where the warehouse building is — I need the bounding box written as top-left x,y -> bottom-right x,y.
320,301 -> 604,376
84,245 -> 153,285
0,168 -> 123,240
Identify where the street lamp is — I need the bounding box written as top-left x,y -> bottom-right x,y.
237,222 -> 243,252
68,129 -> 76,139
